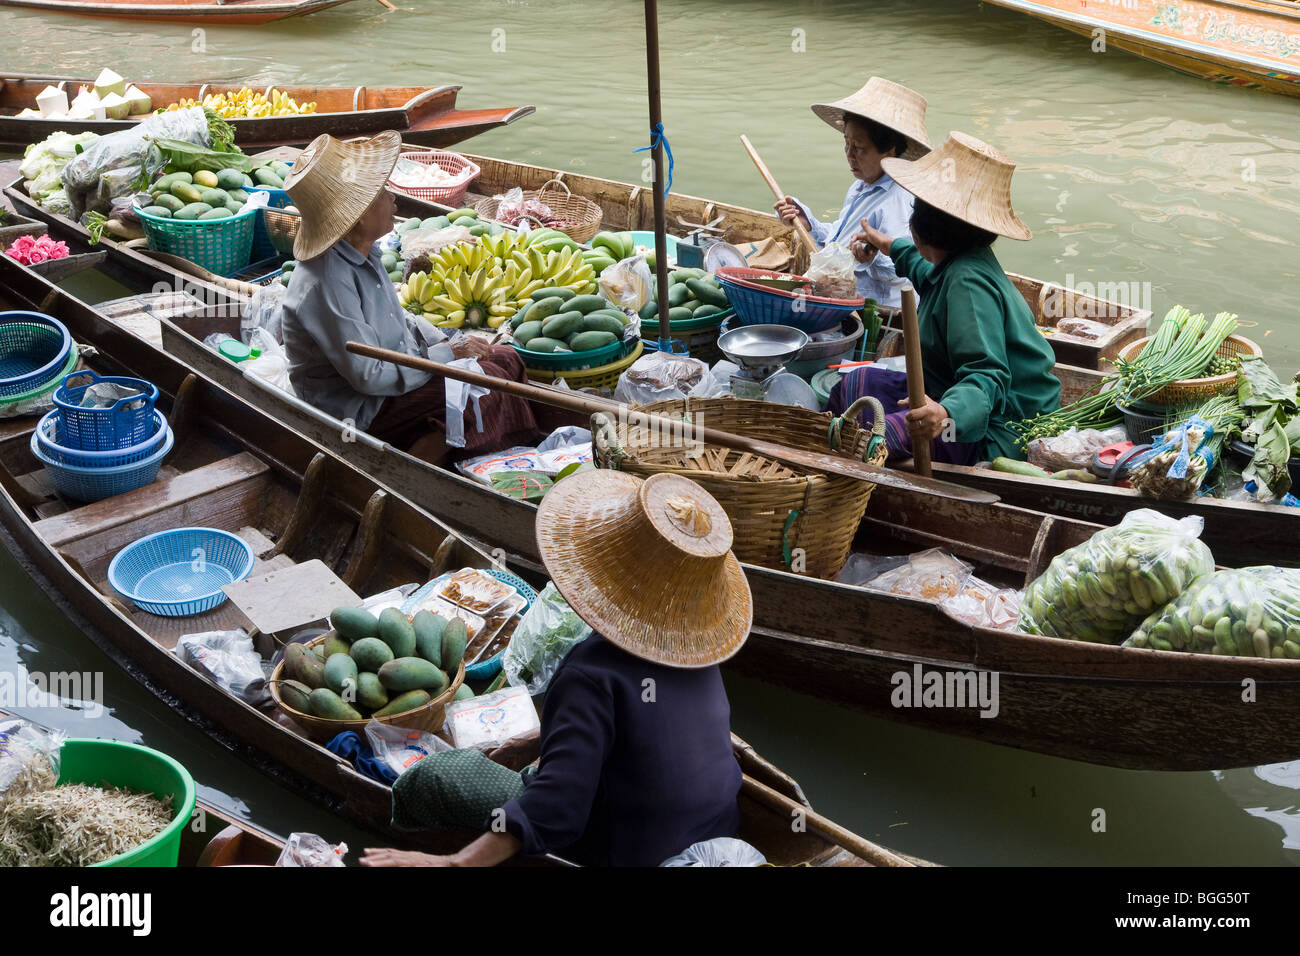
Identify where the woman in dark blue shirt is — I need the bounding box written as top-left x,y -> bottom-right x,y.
361,469 -> 754,867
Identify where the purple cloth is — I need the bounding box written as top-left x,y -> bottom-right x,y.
828,365 -> 981,465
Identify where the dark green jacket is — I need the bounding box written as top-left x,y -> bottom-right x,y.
890,239 -> 1060,460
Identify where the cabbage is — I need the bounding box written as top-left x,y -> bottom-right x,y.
19,131 -> 101,207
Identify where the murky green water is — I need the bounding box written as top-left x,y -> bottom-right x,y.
2,0 -> 1299,864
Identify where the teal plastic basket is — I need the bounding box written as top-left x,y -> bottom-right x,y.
135,203 -> 257,277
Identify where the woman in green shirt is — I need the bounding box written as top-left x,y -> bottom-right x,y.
836,132 -> 1059,462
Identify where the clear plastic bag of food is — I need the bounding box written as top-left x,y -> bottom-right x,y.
501,582 -> 592,696
1018,509 -> 1215,643
1026,425 -> 1126,473
803,241 -> 858,299
0,719 -> 64,806
1125,566 -> 1300,658
275,832 -> 348,867
1128,415 -> 1218,500
613,351 -> 718,406
941,578 -> 1023,630
598,254 -> 653,312
1055,317 -> 1112,340
869,549 -> 973,601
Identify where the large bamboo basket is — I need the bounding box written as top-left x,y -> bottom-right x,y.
268,634 -> 465,743
592,396 -> 887,579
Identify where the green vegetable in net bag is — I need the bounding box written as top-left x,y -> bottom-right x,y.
1125,566 -> 1300,657
1018,508 -> 1214,644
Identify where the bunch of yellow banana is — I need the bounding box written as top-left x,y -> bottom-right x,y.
397,271 -> 449,323
166,88 -> 316,118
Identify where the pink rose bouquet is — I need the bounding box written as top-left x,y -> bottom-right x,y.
5,234 -> 70,266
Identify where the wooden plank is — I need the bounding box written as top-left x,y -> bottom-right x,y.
34,451 -> 269,548
222,559 -> 361,637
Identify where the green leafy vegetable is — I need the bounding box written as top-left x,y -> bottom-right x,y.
146,138 -> 255,173
84,212 -> 107,245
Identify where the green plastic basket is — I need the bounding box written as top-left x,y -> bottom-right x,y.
0,344 -> 79,410
57,738 -> 197,867
512,336 -> 637,372
136,204 -> 257,278
640,306 -> 733,336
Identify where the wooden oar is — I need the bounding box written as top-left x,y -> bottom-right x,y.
901,286 -> 931,478
137,249 -> 261,299
344,342 -> 1000,504
740,135 -> 818,256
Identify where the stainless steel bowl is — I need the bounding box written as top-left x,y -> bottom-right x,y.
716,324 -> 810,370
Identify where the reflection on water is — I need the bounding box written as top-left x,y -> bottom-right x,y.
2,0 -> 1300,863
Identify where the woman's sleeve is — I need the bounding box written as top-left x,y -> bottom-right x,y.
304,276 -> 431,397
789,197 -> 832,246
888,238 -> 932,286
499,666 -> 614,855
938,275 -> 1013,444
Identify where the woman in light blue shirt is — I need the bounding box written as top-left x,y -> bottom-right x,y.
775,77 -> 931,312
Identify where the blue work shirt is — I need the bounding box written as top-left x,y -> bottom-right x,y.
500,632 -> 742,867
793,174 -> 915,309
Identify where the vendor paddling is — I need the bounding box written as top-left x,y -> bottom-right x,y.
834,132 -> 1060,463
361,470 -> 753,867
281,131 -> 537,462
773,77 -> 932,315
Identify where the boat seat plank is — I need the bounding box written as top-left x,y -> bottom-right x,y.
33,452 -> 270,549
0,415 -> 38,443
236,525 -> 278,558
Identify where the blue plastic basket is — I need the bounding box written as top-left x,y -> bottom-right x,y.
35,409 -> 168,467
108,527 -> 255,617
52,370 -> 160,451
248,160 -> 294,261
0,312 -> 73,400
402,569 -> 536,681
31,423 -> 174,503
715,268 -> 861,334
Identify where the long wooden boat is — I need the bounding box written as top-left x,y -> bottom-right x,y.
0,0 -> 360,25
3,254 -> 1297,772
0,276 -> 909,867
0,76 -> 535,150
981,0 -> 1300,99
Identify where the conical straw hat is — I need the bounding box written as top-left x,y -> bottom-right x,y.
535,469 -> 752,669
283,130 -> 401,261
811,77 -> 932,161
881,131 -> 1032,240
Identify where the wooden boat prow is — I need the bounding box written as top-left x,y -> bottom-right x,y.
981,0 -> 1300,99
0,0 -> 362,25
0,76 -> 535,149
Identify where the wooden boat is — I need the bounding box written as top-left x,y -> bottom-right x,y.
0,76 -> 535,150
0,0 -> 361,25
3,253 -> 1297,772
981,0 -> 1300,99
0,274 -> 909,867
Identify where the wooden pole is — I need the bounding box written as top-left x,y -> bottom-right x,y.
901,286 -> 930,478
740,135 -> 818,256
343,341 -> 1000,504
645,0 -> 674,354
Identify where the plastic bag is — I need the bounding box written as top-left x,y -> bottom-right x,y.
174,629 -> 269,705
1026,425 -> 1126,473
445,685 -> 541,750
614,351 -> 721,406
1018,509 -> 1215,644
444,357 -> 488,448
502,582 -> 592,696
242,282 -> 286,345
62,106 -> 208,218
803,241 -> 857,299
661,837 -> 767,867
598,254 -> 653,312
493,186 -> 555,228
1055,317 -> 1112,340
1125,566 -> 1300,658
537,425 -> 591,453
275,833 -> 348,867
1128,415 -> 1218,500
0,719 -> 64,805
835,552 -> 909,587
243,327 -> 293,393
364,719 -> 452,778
868,549 -> 973,600
400,224 -> 473,262
941,578 -> 1023,631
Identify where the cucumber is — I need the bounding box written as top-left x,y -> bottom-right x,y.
991,457 -> 1051,478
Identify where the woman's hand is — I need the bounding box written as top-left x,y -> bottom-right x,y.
451,334 -> 493,361
486,729 -> 541,771
773,195 -> 811,231
360,848 -> 459,867
898,395 -> 950,446
851,217 -> 893,263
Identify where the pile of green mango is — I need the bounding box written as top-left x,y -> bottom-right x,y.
637,267 -> 730,327
275,605 -> 474,723
510,287 -> 630,355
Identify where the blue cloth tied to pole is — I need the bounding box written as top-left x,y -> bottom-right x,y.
633,123 -> 675,197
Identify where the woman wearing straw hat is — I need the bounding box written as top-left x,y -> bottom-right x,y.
772,77 -> 931,315
361,469 -> 754,868
281,131 -> 536,461
832,132 -> 1060,463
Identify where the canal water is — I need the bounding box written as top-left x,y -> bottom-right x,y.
2,0 -> 1298,864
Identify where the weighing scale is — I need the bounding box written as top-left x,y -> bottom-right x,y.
716,324 -> 817,407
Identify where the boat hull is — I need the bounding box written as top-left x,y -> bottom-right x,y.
0,0 -> 355,24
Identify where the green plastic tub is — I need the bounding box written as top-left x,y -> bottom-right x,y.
57,739 -> 197,867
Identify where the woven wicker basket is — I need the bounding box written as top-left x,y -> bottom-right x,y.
592,395 -> 887,578
1117,333 -> 1261,407
268,634 -> 465,743
474,178 -> 603,243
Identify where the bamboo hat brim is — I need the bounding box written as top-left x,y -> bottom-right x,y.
535,469 -> 753,669
881,131 -> 1033,241
811,77 -> 932,161
283,131 -> 401,261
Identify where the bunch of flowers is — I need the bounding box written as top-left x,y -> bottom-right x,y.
5,234 -> 70,266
